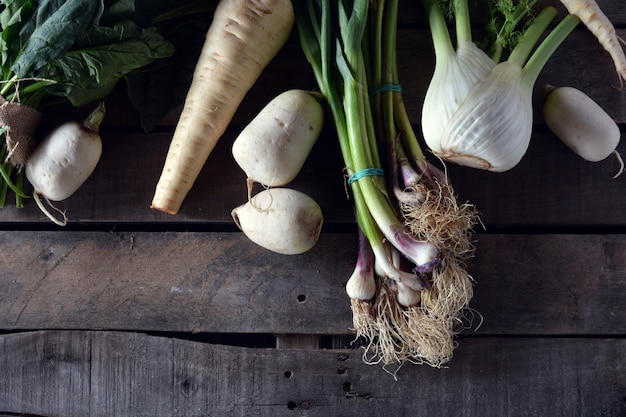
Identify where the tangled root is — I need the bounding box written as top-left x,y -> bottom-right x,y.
352,281 -> 457,369
401,179 -> 478,262
349,298 -> 377,345
349,178 -> 479,369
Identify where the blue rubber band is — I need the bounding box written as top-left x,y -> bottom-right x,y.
348,168 -> 385,186
369,83 -> 402,95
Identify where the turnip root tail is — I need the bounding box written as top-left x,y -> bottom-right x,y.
559,0 -> 626,86
33,191 -> 68,227
150,0 -> 295,214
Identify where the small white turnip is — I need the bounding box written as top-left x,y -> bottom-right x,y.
25,103 -> 105,225
542,85 -> 622,176
231,188 -> 323,255
232,89 -> 324,189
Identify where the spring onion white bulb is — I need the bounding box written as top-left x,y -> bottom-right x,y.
396,281 -> 422,307
346,231 -> 377,301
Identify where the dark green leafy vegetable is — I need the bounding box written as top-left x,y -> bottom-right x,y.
12,0 -> 104,76
0,0 -> 174,207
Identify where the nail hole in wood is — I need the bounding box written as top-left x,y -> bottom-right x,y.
297,294 -> 306,302
287,401 -> 298,410
284,370 -> 293,378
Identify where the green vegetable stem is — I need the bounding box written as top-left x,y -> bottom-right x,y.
294,0 -> 478,368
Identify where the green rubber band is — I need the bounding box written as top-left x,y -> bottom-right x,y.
348,168 -> 385,186
369,83 -> 402,95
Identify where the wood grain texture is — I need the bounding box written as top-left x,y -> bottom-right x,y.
1,2 -> 626,416
1,232 -> 625,335
0,128 -> 624,226
0,331 -> 624,417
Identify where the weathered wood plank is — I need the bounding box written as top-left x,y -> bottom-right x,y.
1,232 -> 625,335
0,231 -> 356,334
0,126 -> 624,226
0,331 -> 624,417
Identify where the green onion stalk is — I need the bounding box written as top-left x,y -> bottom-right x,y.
294,0 -> 478,368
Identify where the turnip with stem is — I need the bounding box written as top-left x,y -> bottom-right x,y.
231,89 -> 325,197
542,84 -> 623,177
151,0 -> 295,215
25,103 -> 105,226
231,188 -> 323,255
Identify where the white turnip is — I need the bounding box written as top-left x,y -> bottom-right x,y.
231,188 -> 323,255
542,85 -> 622,176
25,103 -> 105,225
231,89 -> 324,189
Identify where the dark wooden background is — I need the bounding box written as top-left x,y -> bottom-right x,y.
1,1 -> 625,416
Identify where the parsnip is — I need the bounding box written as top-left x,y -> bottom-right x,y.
151,0 -> 295,214
559,0 -> 626,85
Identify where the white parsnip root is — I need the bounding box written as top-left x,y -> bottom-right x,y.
151,0 -> 295,214
559,0 -> 626,86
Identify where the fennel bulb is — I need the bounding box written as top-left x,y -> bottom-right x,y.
422,41 -> 495,154
421,0 -> 495,153
438,61 -> 531,171
423,5 -> 580,172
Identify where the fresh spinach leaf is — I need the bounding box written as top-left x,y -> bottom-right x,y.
12,0 -> 105,76
100,0 -> 135,27
37,21 -> 174,106
0,0 -> 33,68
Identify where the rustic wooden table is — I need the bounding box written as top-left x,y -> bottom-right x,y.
1,1 -> 625,416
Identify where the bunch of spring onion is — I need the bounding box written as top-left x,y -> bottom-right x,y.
295,0 -> 477,368
422,0 -> 626,172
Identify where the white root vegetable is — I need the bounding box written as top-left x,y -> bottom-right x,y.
151,0 -> 295,215
232,89 -> 324,190
559,0 -> 626,86
231,188 -> 323,255
25,103 -> 105,226
542,84 -> 623,177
